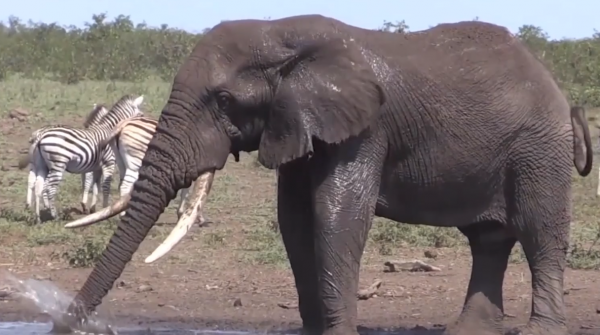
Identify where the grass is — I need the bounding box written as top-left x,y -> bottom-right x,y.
1,76 -> 600,271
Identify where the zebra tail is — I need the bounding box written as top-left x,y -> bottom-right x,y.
17,135 -> 42,170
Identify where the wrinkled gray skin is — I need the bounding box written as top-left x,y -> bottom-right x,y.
57,15 -> 593,335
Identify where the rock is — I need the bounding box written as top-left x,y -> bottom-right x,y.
116,280 -> 129,288
135,285 -> 153,293
33,274 -> 51,281
233,298 -> 242,307
424,250 -> 438,259
8,108 -> 28,122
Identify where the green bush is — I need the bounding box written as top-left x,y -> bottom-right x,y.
2,14 -> 600,105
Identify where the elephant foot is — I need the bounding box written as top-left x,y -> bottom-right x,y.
443,317 -> 503,335
81,203 -> 89,214
506,320 -> 567,335
320,326 -> 358,335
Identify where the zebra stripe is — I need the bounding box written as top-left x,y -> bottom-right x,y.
26,94 -> 144,223
103,115 -> 206,223
81,104 -> 118,214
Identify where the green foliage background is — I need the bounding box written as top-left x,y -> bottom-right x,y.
1,14 -> 600,105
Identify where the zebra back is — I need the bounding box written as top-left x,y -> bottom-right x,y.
91,94 -> 145,130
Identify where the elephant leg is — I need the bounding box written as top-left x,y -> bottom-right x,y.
309,157 -> 381,334
277,160 -> 323,334
505,167 -> 570,335
444,223 -> 515,335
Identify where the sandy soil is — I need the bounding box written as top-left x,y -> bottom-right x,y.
1,241 -> 600,334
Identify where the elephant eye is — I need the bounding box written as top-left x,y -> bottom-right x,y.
216,92 -> 233,111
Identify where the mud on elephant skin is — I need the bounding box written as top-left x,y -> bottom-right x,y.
56,15 -> 592,335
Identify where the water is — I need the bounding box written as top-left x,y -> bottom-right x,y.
0,322 -> 270,334
0,272 -> 440,335
0,323 -> 441,335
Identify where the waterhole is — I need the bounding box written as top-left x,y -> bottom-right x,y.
0,272 -> 440,334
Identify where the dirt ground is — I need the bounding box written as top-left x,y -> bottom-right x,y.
1,82 -> 600,334
1,247 -> 600,334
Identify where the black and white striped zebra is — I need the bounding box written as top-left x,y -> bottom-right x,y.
22,104 -> 117,214
80,103 -> 118,214
24,94 -> 144,223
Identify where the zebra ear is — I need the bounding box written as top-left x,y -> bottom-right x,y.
133,95 -> 144,107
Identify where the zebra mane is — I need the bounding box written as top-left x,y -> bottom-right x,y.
83,103 -> 110,128
106,94 -> 145,118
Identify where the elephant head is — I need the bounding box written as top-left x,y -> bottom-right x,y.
59,15 -> 384,331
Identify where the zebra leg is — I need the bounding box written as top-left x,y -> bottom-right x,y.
81,172 -> 93,214
597,165 -> 600,197
100,164 -> 115,211
34,168 -> 48,224
44,169 -> 65,221
26,167 -> 36,210
90,177 -> 99,214
119,168 -> 138,217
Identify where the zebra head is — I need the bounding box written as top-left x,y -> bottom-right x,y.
83,103 -> 110,128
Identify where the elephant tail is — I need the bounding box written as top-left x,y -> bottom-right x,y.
570,105 -> 593,177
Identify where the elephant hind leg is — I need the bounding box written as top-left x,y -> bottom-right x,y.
444,221 -> 515,335
503,167 -> 570,335
277,159 -> 323,334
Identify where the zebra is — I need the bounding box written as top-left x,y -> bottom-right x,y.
80,103 -> 118,214
19,104 -> 118,215
22,94 -> 144,223
95,115 -> 210,224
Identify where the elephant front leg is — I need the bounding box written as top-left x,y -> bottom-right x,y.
310,165 -> 380,335
444,223 -> 516,335
278,161 -> 323,334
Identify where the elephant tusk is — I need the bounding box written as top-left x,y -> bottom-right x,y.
64,193 -> 131,228
145,171 -> 215,264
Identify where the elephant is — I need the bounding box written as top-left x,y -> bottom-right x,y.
53,15 -> 593,335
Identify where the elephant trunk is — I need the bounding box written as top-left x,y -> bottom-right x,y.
63,98 -> 231,320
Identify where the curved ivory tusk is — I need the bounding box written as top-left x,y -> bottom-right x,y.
64,193 -> 131,228
145,171 -> 215,264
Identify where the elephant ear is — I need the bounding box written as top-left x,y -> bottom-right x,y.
257,37 -> 386,169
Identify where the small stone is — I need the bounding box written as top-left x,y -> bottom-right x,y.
233,298 -> 242,307
8,109 -> 28,122
136,285 -> 153,293
33,274 -> 51,281
424,250 -> 438,259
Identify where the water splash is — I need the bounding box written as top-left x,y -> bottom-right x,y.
0,271 -> 116,334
